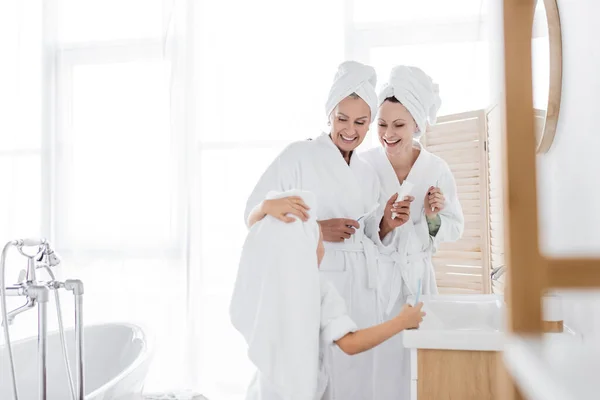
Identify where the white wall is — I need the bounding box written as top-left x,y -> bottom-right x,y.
536,0 -> 600,340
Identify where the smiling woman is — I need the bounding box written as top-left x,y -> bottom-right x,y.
328,94 -> 372,161
361,65 -> 464,400
377,96 -> 419,158
242,60 -> 400,400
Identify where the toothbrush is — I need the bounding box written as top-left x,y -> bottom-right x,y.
430,179 -> 439,213
358,203 -> 380,222
413,278 -> 422,306
354,203 -> 380,226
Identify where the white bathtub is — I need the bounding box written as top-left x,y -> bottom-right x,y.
0,323 -> 152,400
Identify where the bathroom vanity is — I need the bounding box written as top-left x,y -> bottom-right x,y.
403,295 -> 576,400
414,348 -> 498,400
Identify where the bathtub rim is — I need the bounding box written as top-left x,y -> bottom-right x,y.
0,322 -> 154,398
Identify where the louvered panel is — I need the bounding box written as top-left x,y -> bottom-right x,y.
423,110 -> 489,294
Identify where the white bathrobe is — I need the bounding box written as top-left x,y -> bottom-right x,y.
244,278 -> 359,400
244,134 -> 385,399
232,190 -> 357,400
361,142 -> 464,400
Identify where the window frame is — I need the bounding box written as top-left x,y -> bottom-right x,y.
48,0 -> 183,256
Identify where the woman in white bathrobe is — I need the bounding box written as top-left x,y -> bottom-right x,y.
232,190 -> 425,400
362,65 -> 465,400
244,62 -> 413,399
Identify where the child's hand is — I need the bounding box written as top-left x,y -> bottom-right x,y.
397,302 -> 426,330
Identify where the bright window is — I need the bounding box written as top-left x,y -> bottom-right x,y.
352,0 -> 489,24
57,0 -> 164,43
56,61 -> 176,251
369,41 -> 491,116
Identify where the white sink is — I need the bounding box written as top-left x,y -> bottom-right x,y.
403,294 -> 576,351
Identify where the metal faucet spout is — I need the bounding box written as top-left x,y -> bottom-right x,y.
3,297 -> 36,326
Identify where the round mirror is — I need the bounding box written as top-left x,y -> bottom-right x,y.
532,0 -> 562,154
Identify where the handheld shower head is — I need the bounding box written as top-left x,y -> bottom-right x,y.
37,243 -> 61,267
45,248 -> 61,267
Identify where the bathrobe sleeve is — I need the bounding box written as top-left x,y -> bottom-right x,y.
243,143 -> 303,227
361,170 -> 403,250
320,279 -> 357,344
364,206 -> 403,250
430,160 -> 464,250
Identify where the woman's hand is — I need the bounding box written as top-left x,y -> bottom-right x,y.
379,193 -> 414,238
262,196 -> 310,223
424,186 -> 445,218
318,219 -> 360,243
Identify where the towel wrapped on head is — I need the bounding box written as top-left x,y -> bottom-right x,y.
325,61 -> 378,122
378,65 -> 442,138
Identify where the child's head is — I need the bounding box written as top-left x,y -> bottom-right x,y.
232,189 -> 323,398
317,227 -> 325,267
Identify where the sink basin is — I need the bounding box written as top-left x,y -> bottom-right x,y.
403,294 -> 575,351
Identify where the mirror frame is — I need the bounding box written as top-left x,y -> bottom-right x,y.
536,0 -> 563,154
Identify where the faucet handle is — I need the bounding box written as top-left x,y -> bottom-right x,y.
19,238 -> 46,247
490,265 -> 506,280
17,269 -> 26,283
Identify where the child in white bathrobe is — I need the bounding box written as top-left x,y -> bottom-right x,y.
230,190 -> 425,400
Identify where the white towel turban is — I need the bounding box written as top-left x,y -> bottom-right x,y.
378,65 -> 442,138
230,190 -> 322,400
325,61 -> 378,123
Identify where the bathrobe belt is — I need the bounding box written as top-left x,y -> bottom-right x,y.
324,235 -> 379,291
379,249 -> 429,316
